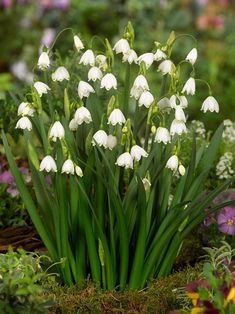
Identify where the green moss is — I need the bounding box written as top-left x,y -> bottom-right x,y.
46,264 -> 202,314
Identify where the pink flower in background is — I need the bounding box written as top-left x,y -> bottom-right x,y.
41,28 -> 56,47
1,0 -> 12,8
217,207 -> 235,235
54,0 -> 69,10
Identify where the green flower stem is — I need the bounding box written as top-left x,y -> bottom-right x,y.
123,63 -> 131,117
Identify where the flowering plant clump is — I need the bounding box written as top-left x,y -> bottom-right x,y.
3,23 -> 235,289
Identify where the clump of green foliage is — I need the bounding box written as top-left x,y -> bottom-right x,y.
0,249 -> 54,313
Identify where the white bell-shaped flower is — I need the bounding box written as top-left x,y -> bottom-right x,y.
158,60 -> 173,75
75,165 -> 83,177
154,127 -> 171,144
182,77 -> 196,95
34,81 -> 50,97
17,102 -> 35,117
122,49 -> 138,64
108,108 -> 126,126
115,152 -> 133,169
170,95 -> 188,109
52,66 -> 70,82
186,48 -> 197,65
201,96 -> 219,113
100,73 -> 117,90
138,91 -> 154,108
113,38 -> 130,54
61,159 -> 75,175
96,54 -> 107,68
138,53 -> 154,69
179,164 -> 186,176
88,66 -> 103,82
39,155 -> 57,173
130,75 -> 149,100
74,107 -> 92,125
154,49 -> 167,61
74,35 -> 84,52
79,49 -> 95,66
37,52 -> 50,70
78,81 -> 95,99
15,117 -> 32,131
166,155 -> 178,172
69,118 -> 78,131
170,119 -> 187,136
130,145 -> 148,162
157,97 -> 171,110
175,106 -> 186,123
92,130 -> 108,148
107,135 -> 117,150
49,121 -> 65,142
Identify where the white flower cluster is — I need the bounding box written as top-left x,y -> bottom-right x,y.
190,120 -> 206,138
216,152 -> 234,180
222,119 -> 235,143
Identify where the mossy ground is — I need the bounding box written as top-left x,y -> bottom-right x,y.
45,264 -> 201,314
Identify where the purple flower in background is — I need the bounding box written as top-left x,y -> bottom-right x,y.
217,207 -> 235,235
41,28 -> 56,47
204,208 -> 215,227
54,0 -> 69,10
1,0 -> 12,8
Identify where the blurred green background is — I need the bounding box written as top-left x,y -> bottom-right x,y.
0,0 -> 235,132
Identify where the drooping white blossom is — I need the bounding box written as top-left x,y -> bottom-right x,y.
34,81 -> 50,97
154,127 -> 171,144
78,81 -> 95,99
17,102 -> 35,117
108,108 -> 126,126
201,96 -> 219,113
170,95 -> 188,109
52,66 -> 70,82
74,107 -> 92,125
166,155 -> 179,172
137,53 -> 154,69
61,159 -> 75,175
158,60 -> 174,75
88,66 -> 103,82
96,54 -> 107,68
138,91 -> 154,108
107,135 -> 117,150
130,75 -> 149,99
100,73 -> 117,90
122,49 -> 138,64
37,52 -> 50,70
130,145 -> 148,162
175,106 -> 186,123
178,164 -> 186,176
186,48 -> 198,65
49,121 -> 65,142
182,77 -> 196,95
170,119 -> 187,136
113,38 -> 130,54
74,35 -> 84,52
154,49 -> 167,61
39,155 -> 57,173
115,152 -> 133,169
92,130 -> 108,148
15,117 -> 32,131
157,97 -> 171,111
69,118 -> 78,131
79,49 -> 95,66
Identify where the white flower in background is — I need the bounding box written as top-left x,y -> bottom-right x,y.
69,118 -> 78,131
142,178 -> 151,190
34,81 -> 50,97
74,107 -> 92,125
113,38 -> 130,54
138,53 -> 154,69
37,52 -> 50,70
52,66 -> 70,82
96,54 -> 107,68
100,73 -> 117,90
216,152 -> 234,179
74,35 -> 84,52
49,121 -> 65,142
92,130 -> 108,148
11,60 -> 33,83
157,97 -> 171,111
138,91 -> 154,108
166,155 -> 179,172
115,152 -> 133,169
75,165 -> 83,177
158,60 -> 173,75
62,159 -> 75,175
39,155 -> 57,173
15,117 -> 32,131
122,49 -> 138,64
130,75 -> 149,99
108,108 -> 126,126
191,120 -> 206,138
178,164 -> 186,176
182,77 -> 196,95
154,49 -> 167,61
222,120 -> 235,142
170,119 -> 187,136
107,135 -> 117,150
201,96 -> 219,113
79,49 -> 95,66
17,102 -> 35,117
88,66 -> 103,82
78,81 -> 95,99
170,95 -> 188,109
175,106 -> 186,122
154,127 -> 171,144
186,48 -> 197,65
130,145 -> 148,162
